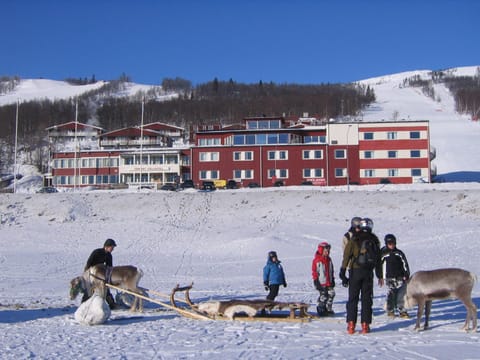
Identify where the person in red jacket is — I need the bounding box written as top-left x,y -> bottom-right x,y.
312,242 -> 336,316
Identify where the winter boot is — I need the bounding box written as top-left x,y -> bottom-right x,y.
399,311 -> 410,319
387,310 -> 395,317
316,305 -> 326,317
361,322 -> 370,334
326,308 -> 335,316
347,321 -> 356,334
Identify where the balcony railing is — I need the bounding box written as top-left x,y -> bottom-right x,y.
100,139 -> 167,148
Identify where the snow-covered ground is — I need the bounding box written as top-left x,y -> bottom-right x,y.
0,184 -> 479,359
1,67 -> 480,359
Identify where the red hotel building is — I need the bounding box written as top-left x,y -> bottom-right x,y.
190,116 -> 432,187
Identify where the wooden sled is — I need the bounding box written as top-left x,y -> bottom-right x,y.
169,283 -> 313,322
107,282 -> 314,322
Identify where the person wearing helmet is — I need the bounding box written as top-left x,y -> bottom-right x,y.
380,234 -> 410,318
83,238 -> 118,309
342,217 -> 362,269
343,217 -> 362,249
311,242 -> 336,316
263,251 -> 287,301
339,218 -> 383,334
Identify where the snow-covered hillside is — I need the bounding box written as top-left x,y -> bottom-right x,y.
358,66 -> 480,181
0,78 -> 176,106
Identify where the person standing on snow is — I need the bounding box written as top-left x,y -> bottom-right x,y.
83,238 -> 117,309
263,251 -> 287,301
342,217 -> 362,251
339,218 -> 383,334
380,234 -> 410,318
341,217 -> 362,270
311,242 -> 336,316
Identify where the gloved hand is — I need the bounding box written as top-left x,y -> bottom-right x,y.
283,282 -> 287,288
264,281 -> 269,291
313,279 -> 321,290
339,268 -> 349,288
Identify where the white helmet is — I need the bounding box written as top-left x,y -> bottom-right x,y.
359,218 -> 373,231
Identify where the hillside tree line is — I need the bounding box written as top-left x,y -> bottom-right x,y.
0,76 -> 375,173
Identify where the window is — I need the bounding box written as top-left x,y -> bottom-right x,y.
410,150 -> 421,158
199,152 -> 219,162
231,133 -> 289,145
364,132 -> 374,140
165,155 -> 178,164
410,131 -> 420,139
388,151 -> 397,158
268,150 -> 288,160
233,135 -> 245,145
234,169 -> 253,179
303,168 -> 323,178
335,149 -> 346,159
268,169 -> 288,178
364,151 -> 374,159
364,169 -> 375,177
150,155 -> 163,164
304,135 -> 326,143
388,169 -> 398,177
199,138 -> 221,146
411,169 -> 422,176
234,151 -> 253,161
335,168 -> 346,177
303,150 -> 323,159
387,132 -> 397,140
246,119 -> 281,130
199,170 -> 219,180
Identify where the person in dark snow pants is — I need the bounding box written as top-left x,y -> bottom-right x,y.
263,251 -> 287,301
83,238 -> 117,309
339,218 -> 383,334
380,234 -> 410,318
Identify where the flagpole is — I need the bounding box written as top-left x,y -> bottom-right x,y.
73,100 -> 78,191
13,99 -> 19,193
139,97 -> 144,187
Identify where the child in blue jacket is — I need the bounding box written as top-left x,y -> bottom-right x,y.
263,251 -> 287,301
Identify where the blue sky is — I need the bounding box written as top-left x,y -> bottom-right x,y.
3,0 -> 479,85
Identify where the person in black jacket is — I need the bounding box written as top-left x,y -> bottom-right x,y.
380,234 -> 410,318
83,238 -> 117,308
339,218 -> 383,334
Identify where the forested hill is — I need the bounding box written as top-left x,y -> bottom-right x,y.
0,66 -> 479,174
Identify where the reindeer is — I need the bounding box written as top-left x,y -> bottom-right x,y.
403,268 -> 477,332
70,264 -> 144,312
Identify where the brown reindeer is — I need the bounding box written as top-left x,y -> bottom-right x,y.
403,268 -> 477,332
70,264 -> 144,312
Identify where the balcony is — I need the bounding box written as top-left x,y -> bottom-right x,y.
100,139 -> 167,148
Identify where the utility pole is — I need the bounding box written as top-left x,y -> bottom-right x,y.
346,124 -> 352,192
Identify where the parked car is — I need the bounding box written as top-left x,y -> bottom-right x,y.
226,180 -> 238,189
201,181 -> 216,191
180,180 -> 195,189
139,184 -> 155,190
247,182 -> 260,188
160,183 -> 177,191
37,186 -> 58,193
273,180 -> 284,187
